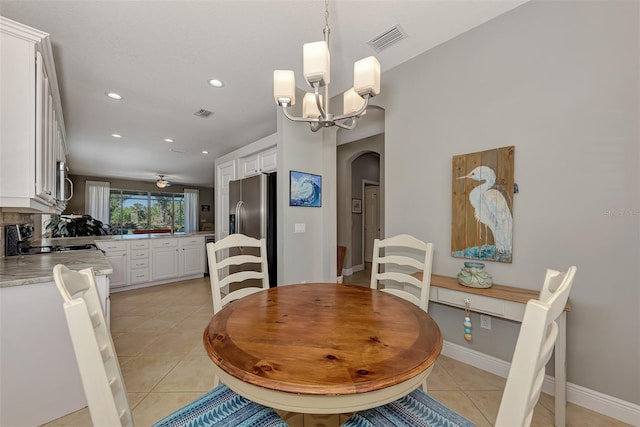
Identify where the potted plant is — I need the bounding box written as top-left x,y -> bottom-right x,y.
45,214 -> 109,237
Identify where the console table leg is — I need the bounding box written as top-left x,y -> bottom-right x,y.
555,312 -> 567,427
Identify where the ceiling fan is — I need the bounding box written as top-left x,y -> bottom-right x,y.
156,175 -> 171,188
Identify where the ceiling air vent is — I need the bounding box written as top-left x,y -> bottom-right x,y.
193,108 -> 213,118
368,24 -> 408,53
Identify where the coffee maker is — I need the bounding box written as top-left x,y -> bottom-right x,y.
4,224 -> 34,256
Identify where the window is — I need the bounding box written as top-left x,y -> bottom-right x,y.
109,189 -> 185,234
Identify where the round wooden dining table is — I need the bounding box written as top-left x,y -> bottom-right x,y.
203,283 -> 443,414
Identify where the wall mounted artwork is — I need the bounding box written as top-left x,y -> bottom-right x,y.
452,146 -> 515,263
290,171 -> 322,207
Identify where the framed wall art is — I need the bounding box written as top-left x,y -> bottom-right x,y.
290,170 -> 322,207
452,145 -> 515,263
352,198 -> 362,214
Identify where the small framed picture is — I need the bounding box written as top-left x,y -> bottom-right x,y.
201,204 -> 210,212
290,170 -> 322,207
352,198 -> 362,214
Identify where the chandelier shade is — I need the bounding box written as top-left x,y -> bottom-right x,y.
303,93 -> 323,118
343,88 -> 366,116
354,56 -> 381,97
274,70 -> 296,106
273,0 -> 380,132
303,41 -> 330,86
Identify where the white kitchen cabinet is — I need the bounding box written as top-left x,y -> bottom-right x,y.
128,240 -> 150,285
96,241 -> 128,288
97,236 -> 206,293
152,239 -> 179,281
259,146 -> 277,173
240,146 -> 277,178
179,236 -> 205,276
0,17 -> 67,213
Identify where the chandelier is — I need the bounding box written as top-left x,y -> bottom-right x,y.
273,0 -> 380,132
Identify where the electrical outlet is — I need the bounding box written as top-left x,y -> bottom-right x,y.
480,314 -> 492,330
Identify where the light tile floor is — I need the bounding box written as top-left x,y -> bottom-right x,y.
44,275 -> 630,427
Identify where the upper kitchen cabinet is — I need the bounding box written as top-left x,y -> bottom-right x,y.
0,17 -> 68,213
240,146 -> 277,178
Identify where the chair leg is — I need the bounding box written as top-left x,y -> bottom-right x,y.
213,374 -> 220,388
421,378 -> 428,393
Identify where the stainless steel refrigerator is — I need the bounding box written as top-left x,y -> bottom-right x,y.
228,173 -> 277,287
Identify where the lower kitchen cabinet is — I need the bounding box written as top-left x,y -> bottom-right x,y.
95,241 -> 128,288
179,236 -> 205,276
151,238 -> 179,281
98,236 -> 205,293
129,240 -> 150,285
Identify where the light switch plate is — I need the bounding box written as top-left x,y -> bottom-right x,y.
294,223 -> 306,233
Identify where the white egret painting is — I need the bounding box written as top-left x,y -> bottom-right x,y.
452,146 -> 514,263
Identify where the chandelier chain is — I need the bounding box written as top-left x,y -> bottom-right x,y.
323,0 -> 330,43
324,0 -> 329,28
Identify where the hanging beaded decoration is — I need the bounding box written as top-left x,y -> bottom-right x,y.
464,298 -> 472,342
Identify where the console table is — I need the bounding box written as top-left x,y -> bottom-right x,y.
418,273 -> 570,427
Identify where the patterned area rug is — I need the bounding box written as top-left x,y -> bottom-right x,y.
152,384 -> 287,427
341,388 -> 477,427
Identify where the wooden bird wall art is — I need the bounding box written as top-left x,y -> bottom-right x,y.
452,146 -> 515,263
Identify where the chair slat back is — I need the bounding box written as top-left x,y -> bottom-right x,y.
495,266 -> 577,427
370,234 -> 433,312
53,265 -> 133,427
207,234 -> 270,314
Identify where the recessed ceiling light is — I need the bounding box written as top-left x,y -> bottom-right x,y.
164,138 -> 174,143
106,92 -> 123,100
208,79 -> 224,88
202,150 -> 209,154
111,134 -> 122,138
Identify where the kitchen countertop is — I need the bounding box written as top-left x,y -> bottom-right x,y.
0,249 -> 113,288
33,231 -> 215,247
0,231 -> 214,289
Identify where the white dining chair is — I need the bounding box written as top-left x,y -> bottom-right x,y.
341,266 -> 577,427
370,234 -> 434,312
206,233 -> 270,387
206,233 -> 270,314
53,264 -> 286,427
369,234 -> 433,391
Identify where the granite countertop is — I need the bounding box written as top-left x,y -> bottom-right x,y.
0,231 -> 214,288
0,249 -> 113,288
32,231 -> 215,247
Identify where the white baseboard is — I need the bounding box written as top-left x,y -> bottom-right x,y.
343,264 -> 365,277
441,341 -> 640,426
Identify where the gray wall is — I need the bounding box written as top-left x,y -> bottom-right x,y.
277,112 -> 337,285
375,0 -> 639,403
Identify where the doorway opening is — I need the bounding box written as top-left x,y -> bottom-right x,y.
363,181 -> 380,266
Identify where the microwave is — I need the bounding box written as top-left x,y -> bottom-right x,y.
56,161 -> 73,205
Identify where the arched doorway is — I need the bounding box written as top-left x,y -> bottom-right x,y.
336,106 -> 384,282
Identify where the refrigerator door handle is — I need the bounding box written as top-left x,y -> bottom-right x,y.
235,200 -> 245,234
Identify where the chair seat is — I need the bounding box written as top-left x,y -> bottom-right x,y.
153,384 -> 287,427
340,388 -> 476,427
